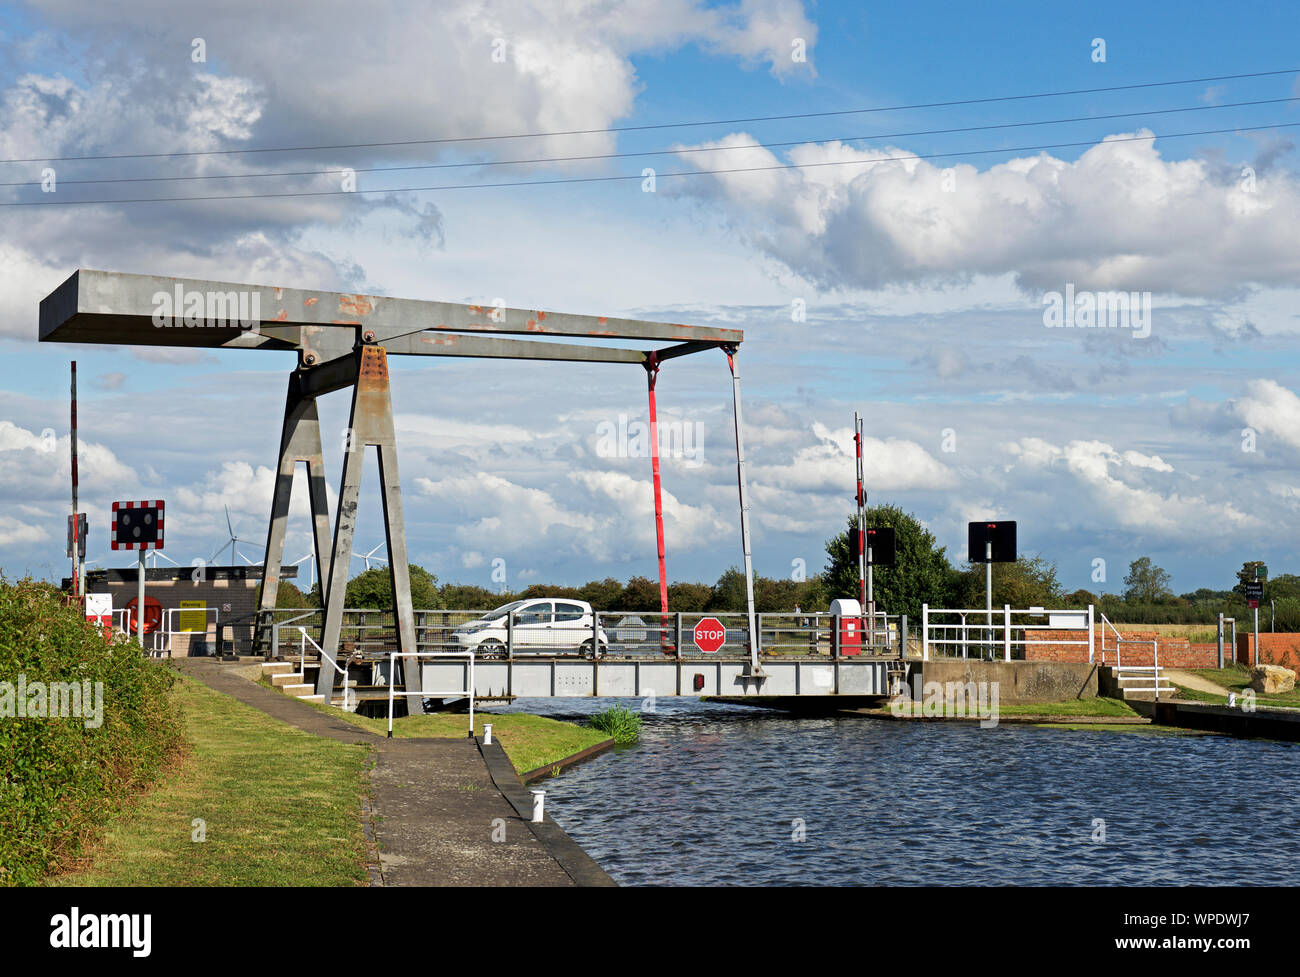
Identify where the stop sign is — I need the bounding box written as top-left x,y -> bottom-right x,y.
694,617 -> 726,653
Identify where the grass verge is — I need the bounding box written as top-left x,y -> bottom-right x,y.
51,674 -> 369,887
303,701 -> 612,775
1172,663 -> 1300,709
878,696 -> 1139,719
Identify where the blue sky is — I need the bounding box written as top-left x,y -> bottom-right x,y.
1,0 -> 1299,600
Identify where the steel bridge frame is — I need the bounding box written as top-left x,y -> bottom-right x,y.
39,270 -> 762,700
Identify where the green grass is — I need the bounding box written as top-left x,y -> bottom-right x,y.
1170,663 -> 1300,709
585,705 -> 642,744
1034,723 -> 1210,736
312,704 -> 612,774
995,697 -> 1139,718
51,675 -> 369,887
883,696 -> 1139,719
1116,623 -> 1220,643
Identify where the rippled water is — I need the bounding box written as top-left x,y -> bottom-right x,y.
494,697 -> 1300,886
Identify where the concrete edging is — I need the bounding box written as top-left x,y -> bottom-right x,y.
474,735 -> 617,887
520,737 -> 616,783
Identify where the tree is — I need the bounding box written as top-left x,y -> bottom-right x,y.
823,504 -> 956,620
1123,557 -> 1173,603
709,567 -> 750,611
578,578 -> 624,610
344,564 -> 442,609
616,576 -> 662,611
667,581 -> 711,612
1234,561 -> 1268,599
440,583 -> 512,610
954,554 -> 1063,608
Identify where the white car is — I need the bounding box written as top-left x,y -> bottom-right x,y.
452,598 -> 610,658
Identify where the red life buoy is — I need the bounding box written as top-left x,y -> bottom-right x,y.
125,596 -> 164,635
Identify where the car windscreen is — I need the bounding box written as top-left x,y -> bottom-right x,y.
487,600 -> 525,619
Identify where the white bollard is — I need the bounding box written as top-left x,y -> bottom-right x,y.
531,789 -> 545,823
484,723 -> 493,745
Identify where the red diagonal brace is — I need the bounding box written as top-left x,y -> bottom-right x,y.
645,352 -> 671,652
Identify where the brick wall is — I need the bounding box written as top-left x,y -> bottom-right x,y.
1235,633 -> 1300,672
1027,628 -> 1218,668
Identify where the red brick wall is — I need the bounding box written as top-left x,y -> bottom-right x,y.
1236,633 -> 1300,672
1027,629 -> 1218,668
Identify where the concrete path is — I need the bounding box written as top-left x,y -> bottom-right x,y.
1164,668 -> 1232,697
171,659 -> 613,887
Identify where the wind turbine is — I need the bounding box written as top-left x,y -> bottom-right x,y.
352,543 -> 388,572
291,551 -> 317,590
146,550 -> 179,570
209,505 -> 264,566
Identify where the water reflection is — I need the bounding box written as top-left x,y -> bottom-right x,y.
492,697 -> 1300,886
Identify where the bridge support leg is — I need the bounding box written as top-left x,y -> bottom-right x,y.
316,347 -> 421,699
253,373 -> 333,656
724,347 -> 761,675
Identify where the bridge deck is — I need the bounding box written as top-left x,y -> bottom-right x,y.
419,656 -> 901,698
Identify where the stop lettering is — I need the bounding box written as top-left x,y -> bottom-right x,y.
694,617 -> 726,653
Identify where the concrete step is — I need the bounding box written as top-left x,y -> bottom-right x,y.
261,662 -> 296,676
295,693 -> 325,703
270,672 -> 306,687
281,683 -> 315,696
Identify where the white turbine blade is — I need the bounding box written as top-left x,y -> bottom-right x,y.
224,505 -> 235,538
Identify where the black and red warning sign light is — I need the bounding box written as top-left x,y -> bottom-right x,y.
111,500 -> 165,551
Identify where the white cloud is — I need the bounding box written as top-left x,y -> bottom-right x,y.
753,420 -> 956,492
1232,378 -> 1300,451
1007,436 -> 1258,535
670,130 -> 1300,297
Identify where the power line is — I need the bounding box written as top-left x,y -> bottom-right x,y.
6,94 -> 1295,189
4,121 -> 1293,208
2,67 -> 1296,165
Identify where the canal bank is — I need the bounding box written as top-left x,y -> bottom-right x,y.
173,659 -> 615,886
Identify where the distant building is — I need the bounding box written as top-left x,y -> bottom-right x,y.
62,565 -> 300,655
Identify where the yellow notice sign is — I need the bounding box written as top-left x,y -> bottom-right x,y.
178,601 -> 207,632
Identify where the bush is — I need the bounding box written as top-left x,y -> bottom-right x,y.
585,705 -> 641,745
0,577 -> 184,885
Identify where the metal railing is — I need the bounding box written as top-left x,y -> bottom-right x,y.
921,604 -> 1094,662
1098,612 -> 1123,665
1112,639 -> 1170,700
296,627 -> 354,711
387,651 -> 474,737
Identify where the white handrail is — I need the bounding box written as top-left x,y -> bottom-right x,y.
386,651 -> 475,739
297,626 -> 353,711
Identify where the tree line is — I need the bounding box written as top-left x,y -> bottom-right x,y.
270,504 -> 1298,629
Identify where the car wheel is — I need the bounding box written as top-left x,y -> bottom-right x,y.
478,639 -> 505,659
580,639 -> 607,660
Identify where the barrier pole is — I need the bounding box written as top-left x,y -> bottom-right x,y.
1003,604 -> 1012,662
387,652 -> 395,739
921,604 -> 929,661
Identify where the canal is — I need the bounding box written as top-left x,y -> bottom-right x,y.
495,697 -> 1300,886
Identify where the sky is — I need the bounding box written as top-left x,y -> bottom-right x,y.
0,0 -> 1298,599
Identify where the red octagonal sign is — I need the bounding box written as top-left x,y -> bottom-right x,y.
694,617 -> 727,653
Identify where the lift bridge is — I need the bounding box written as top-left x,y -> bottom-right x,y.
41,269 -> 868,700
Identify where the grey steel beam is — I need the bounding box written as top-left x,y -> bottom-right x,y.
252,374 -> 334,655
39,269 -> 743,349
372,331 -> 650,364
316,347 -> 419,699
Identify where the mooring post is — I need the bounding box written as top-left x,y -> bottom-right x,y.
1217,612 -> 1225,669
